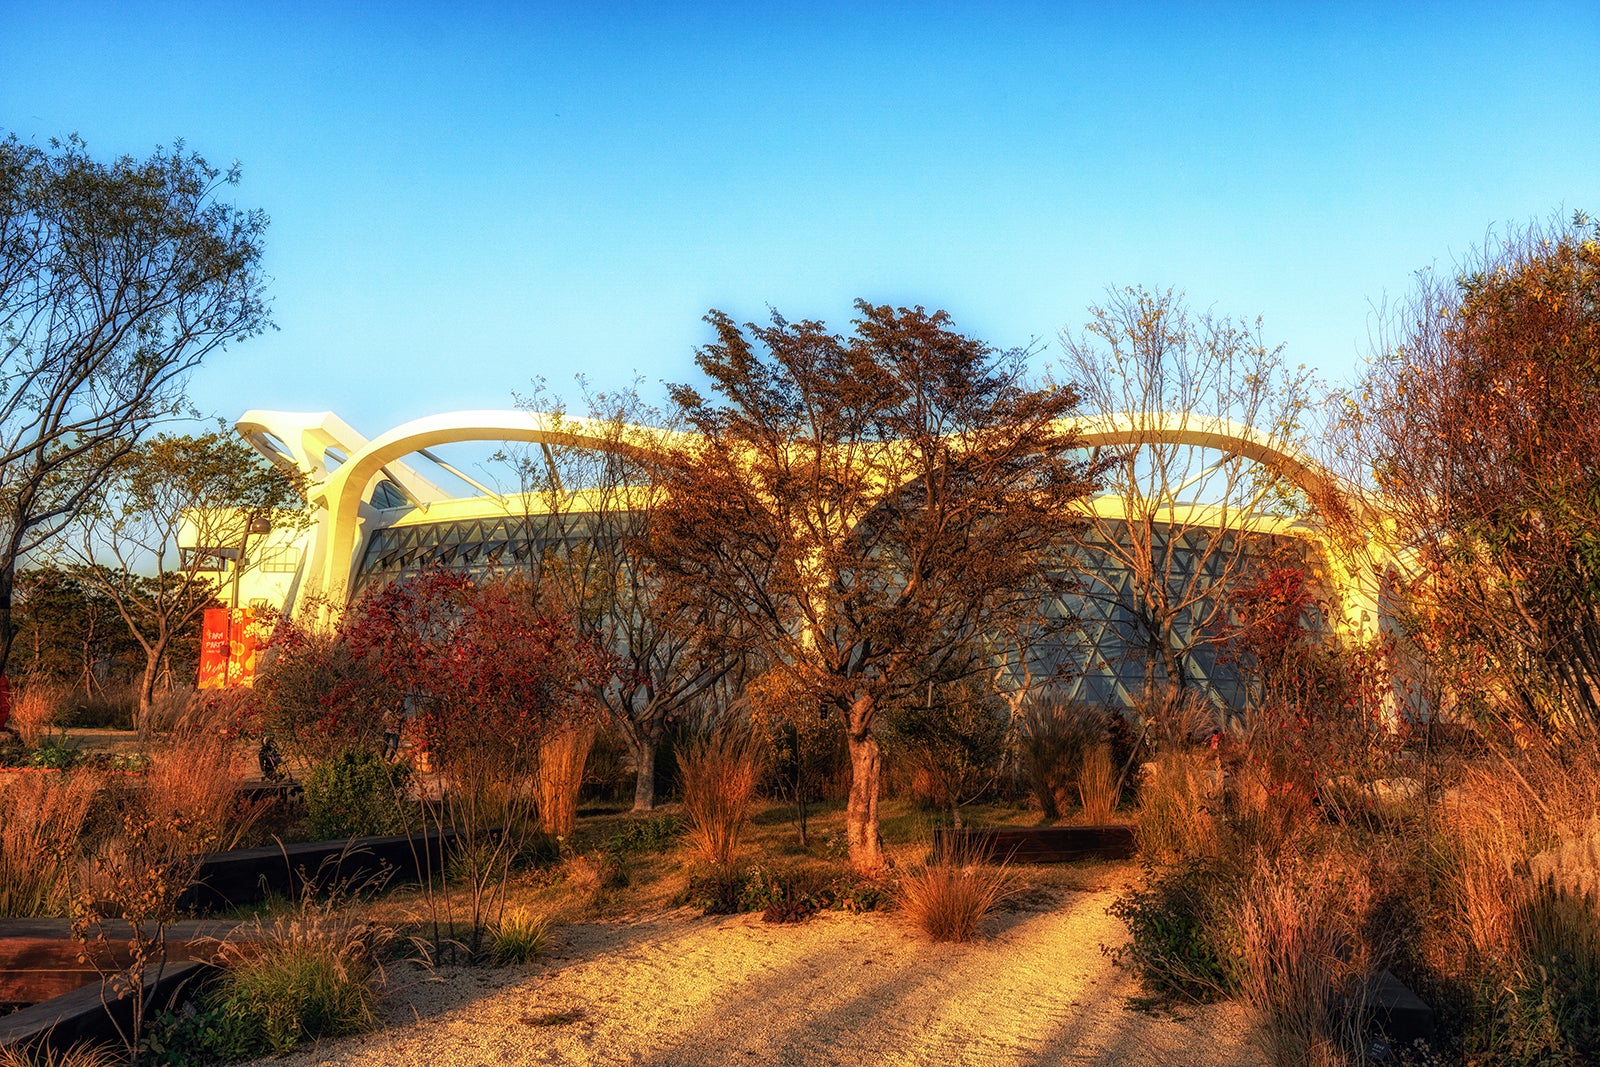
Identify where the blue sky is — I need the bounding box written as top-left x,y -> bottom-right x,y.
4,2 -> 1597,439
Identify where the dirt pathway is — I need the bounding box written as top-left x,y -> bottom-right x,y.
254,888 -> 1260,1067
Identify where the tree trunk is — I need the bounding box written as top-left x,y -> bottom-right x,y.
845,693 -> 886,872
138,635 -> 168,740
0,564 -> 14,683
631,730 -> 658,813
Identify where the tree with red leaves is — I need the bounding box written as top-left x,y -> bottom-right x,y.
254,571 -> 608,773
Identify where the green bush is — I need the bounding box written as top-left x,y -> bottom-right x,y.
207,922 -> 382,1057
679,862 -> 890,920
1108,861 -> 1238,1002
603,814 -> 685,856
303,750 -> 410,840
25,736 -> 81,771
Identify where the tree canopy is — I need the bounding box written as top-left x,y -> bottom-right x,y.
648,301 -> 1099,869
0,133 -> 270,675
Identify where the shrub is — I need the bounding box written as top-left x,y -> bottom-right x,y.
898,840 -> 1011,943
0,770 -> 98,917
680,862 -> 890,919
604,813 -> 685,855
677,729 -> 761,868
1020,699 -> 1101,820
206,908 -> 387,1057
492,906 -> 554,964
303,750 -> 410,840
1108,860 -> 1237,1002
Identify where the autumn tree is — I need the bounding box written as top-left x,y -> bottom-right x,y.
0,134 -> 270,679
61,431 -> 306,734
648,302 -> 1098,870
1056,286 -> 1316,720
1347,211 -> 1600,736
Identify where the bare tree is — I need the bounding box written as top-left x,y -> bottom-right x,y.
500,382 -> 743,811
648,302 -> 1098,871
1056,286 -> 1316,721
0,134 -> 269,677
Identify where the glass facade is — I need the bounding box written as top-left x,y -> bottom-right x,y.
353,512 -> 1312,715
351,513 -> 622,601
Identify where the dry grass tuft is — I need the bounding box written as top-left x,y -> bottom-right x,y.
0,770 -> 99,917
678,729 -> 761,867
537,724 -> 596,837
1077,743 -> 1118,823
0,1042 -> 122,1067
9,683 -> 64,747
899,838 -> 1011,943
1136,749 -> 1218,865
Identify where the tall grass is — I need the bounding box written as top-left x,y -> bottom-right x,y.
537,724 -> 596,837
209,902 -> 389,1056
898,838 -> 1011,943
1230,858 -> 1368,1067
677,729 -> 761,868
141,731 -> 260,853
10,682 -> 63,747
0,771 -> 99,916
1077,743 -> 1118,823
1135,749 -> 1217,865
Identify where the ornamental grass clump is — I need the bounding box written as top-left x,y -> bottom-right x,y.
208,906 -> 390,1057
10,682 -> 63,747
1230,857 -> 1370,1067
0,1042 -> 121,1067
678,729 -> 761,868
492,906 -> 554,964
1077,742 -> 1118,824
0,770 -> 98,917
536,723 -> 596,837
898,839 -> 1011,943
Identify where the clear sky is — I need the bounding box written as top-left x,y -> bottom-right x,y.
4,1 -> 1597,440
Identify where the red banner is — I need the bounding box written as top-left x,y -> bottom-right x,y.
197,608 -> 267,689
197,608 -> 230,690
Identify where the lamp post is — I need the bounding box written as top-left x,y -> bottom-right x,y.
231,515 -> 274,610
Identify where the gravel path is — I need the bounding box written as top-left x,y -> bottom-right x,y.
252,888 -> 1259,1067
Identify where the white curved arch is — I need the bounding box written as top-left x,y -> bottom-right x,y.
1062,411 -> 1358,519
267,406 -> 1368,620
307,410 -> 671,603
